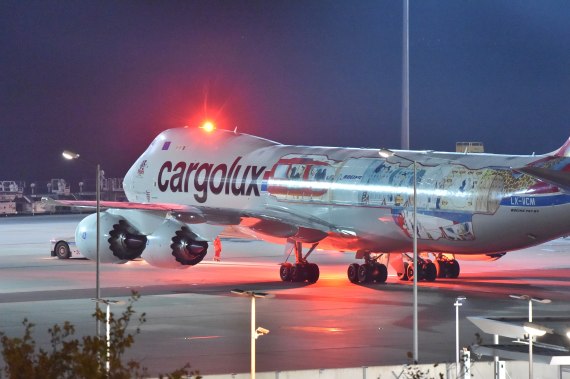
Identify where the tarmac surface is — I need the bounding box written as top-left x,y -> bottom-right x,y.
0,214 -> 569,376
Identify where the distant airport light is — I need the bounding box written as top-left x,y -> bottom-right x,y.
62,150 -> 80,160
200,121 -> 216,133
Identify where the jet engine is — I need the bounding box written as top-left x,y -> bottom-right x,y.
75,212 -> 147,263
142,219 -> 208,269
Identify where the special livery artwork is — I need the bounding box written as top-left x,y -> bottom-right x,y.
52,126 -> 570,285
265,154 -> 560,242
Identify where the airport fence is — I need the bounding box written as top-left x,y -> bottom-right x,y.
200,360 -> 567,379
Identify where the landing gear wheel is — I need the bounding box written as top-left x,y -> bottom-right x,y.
347,263 -> 360,283
435,260 -> 447,278
406,263 -> 415,282
307,263 -> 320,283
55,241 -> 71,259
424,261 -> 437,282
372,263 -> 388,283
448,260 -> 460,278
357,264 -> 371,283
290,265 -> 304,282
398,262 -> 409,281
280,263 -> 292,281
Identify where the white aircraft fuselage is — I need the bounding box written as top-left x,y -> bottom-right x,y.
67,126 -> 570,284
124,127 -> 570,256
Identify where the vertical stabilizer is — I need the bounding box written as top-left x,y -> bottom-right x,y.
555,137 -> 570,157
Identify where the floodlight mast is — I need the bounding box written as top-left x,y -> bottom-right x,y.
454,296 -> 467,378
62,150 -> 102,338
378,148 -> 418,363
231,289 -> 271,379
509,294 -> 552,379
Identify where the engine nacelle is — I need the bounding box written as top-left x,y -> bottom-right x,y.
75,212 -> 147,263
142,219 -> 208,269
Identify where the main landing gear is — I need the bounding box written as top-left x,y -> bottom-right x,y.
279,240 -> 320,283
434,255 -> 460,279
396,254 -> 460,282
347,252 -> 388,284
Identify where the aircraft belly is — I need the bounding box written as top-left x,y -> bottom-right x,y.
327,206 -> 409,252
471,202 -> 570,252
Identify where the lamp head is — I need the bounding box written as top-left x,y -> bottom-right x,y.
378,148 -> 394,158
62,150 -> 80,160
509,294 -> 551,303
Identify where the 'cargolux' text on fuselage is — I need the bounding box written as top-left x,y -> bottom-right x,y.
157,156 -> 266,203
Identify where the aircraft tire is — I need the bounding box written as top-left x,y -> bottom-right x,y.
448,260 -> 460,278
397,262 -> 409,281
307,263 -> 320,283
435,260 -> 446,278
290,265 -> 304,282
424,261 -> 437,282
357,264 -> 370,283
372,263 -> 388,283
280,263 -> 293,281
406,264 -> 414,282
347,263 -> 360,283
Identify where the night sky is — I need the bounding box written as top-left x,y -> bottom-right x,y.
1,1 -> 569,184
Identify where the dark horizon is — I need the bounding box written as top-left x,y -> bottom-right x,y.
2,1 -> 569,183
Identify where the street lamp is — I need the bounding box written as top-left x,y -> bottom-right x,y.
454,296 -> 466,378
92,298 -> 125,373
509,294 -> 552,379
379,148 -> 418,363
63,150 -> 102,336
231,289 -> 272,379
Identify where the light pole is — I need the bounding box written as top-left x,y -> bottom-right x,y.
401,0 -> 409,150
231,289 -> 272,379
509,294 -> 551,379
92,298 -> 124,373
378,148 -> 418,362
454,296 -> 466,378
63,150 -> 101,336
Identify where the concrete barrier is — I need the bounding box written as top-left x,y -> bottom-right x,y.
202,361 -> 564,379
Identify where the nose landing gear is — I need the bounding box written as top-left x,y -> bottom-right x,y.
279,240 -> 320,283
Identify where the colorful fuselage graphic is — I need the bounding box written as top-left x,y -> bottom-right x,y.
263,153 -> 567,243
124,128 -> 570,255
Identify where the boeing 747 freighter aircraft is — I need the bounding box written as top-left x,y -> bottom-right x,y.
53,126 -> 570,284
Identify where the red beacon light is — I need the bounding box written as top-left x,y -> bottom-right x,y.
200,121 -> 216,133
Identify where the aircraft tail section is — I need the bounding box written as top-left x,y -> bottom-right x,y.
515,137 -> 570,192
555,137 -> 570,157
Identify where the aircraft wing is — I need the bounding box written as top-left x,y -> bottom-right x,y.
42,197 -> 335,243
43,198 -> 197,212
